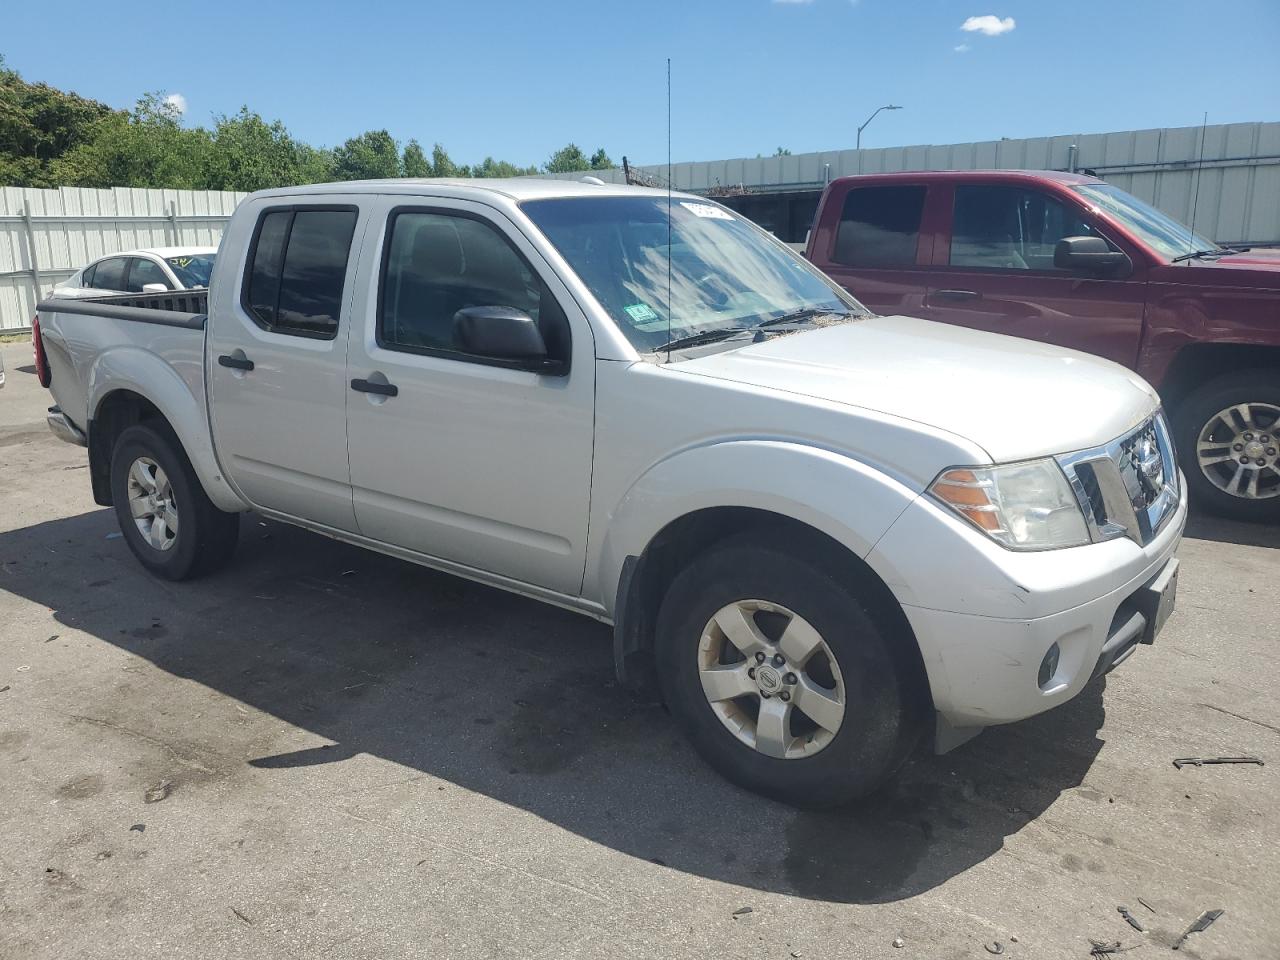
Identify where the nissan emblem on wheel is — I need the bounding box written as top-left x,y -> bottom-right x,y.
34,176 -> 1186,806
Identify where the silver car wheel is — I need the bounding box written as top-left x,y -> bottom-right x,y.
696,599 -> 846,760
126,456 -> 179,551
1196,402 -> 1280,500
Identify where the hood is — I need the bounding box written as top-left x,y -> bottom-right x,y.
674,316 -> 1159,463
1208,247 -> 1280,270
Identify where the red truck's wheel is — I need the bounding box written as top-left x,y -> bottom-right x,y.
1175,371 -> 1280,523
654,535 -> 923,808
109,423 -> 240,580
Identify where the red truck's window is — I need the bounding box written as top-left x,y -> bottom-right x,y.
832,186 -> 926,268
244,207 -> 358,339
951,185 -> 1100,271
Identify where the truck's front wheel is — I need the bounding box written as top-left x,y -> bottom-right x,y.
1174,371 -> 1280,523
655,537 -> 922,808
109,423 -> 239,580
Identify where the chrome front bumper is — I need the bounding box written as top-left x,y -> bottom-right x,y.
47,406 -> 87,447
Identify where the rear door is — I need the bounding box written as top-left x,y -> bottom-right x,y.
920,182 -> 1147,368
343,196 -> 595,594
809,182 -> 932,317
207,198 -> 369,531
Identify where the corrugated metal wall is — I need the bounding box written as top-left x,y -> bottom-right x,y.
0,186 -> 247,331
540,121 -> 1280,247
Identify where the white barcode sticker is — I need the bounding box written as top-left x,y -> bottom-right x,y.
679,201 -> 734,220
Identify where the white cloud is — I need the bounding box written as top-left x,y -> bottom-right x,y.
954,43 -> 971,53
163,93 -> 187,115
961,15 -> 1016,36
773,0 -> 815,5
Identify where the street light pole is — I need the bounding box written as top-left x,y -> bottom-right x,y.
856,104 -> 902,151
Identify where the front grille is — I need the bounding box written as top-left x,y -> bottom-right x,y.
1059,413 -> 1179,547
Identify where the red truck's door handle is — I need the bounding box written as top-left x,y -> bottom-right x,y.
931,289 -> 982,302
217,353 -> 254,371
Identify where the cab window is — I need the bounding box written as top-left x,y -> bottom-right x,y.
243,207 -> 358,338
950,185 -> 1105,271
832,185 -> 927,268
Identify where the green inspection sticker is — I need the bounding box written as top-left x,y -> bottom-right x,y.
624,303 -> 662,327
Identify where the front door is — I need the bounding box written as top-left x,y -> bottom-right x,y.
344,198 -> 595,595
207,198 -> 368,531
921,182 -> 1147,368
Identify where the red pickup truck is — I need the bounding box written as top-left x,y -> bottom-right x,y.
805,170 -> 1280,521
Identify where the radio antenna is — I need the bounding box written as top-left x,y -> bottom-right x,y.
1187,111 -> 1208,259
666,56 -> 673,363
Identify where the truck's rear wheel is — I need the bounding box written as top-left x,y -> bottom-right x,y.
109,423 -> 239,580
1174,371 -> 1280,523
655,537 -> 922,808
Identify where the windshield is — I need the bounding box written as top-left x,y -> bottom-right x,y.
1073,184 -> 1218,261
165,254 -> 216,288
521,196 -> 865,354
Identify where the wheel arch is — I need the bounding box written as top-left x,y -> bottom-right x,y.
87,351 -> 245,512
606,449 -> 930,709
1158,343 -> 1280,413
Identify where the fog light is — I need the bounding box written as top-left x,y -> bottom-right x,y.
1038,642 -> 1061,689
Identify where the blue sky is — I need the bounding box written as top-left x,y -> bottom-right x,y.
5,0 -> 1278,168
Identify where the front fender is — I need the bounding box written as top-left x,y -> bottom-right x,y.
590,439 -> 921,616
88,344 -> 246,513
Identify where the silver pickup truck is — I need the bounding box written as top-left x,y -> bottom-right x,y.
35,178 -> 1185,806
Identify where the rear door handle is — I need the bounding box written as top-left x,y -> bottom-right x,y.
931,289 -> 982,302
217,354 -> 254,371
351,378 -> 398,397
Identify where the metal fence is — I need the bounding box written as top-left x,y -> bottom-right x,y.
540,121 -> 1280,248
0,186 -> 247,332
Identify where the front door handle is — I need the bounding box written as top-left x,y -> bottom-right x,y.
351,378 -> 399,397
931,289 -> 982,302
217,353 -> 254,371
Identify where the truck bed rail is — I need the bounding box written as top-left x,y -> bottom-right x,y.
37,290 -> 207,330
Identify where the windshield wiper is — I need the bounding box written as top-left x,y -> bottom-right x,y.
756,308 -> 858,329
1170,247 -> 1223,263
654,327 -> 750,353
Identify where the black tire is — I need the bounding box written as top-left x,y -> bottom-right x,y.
655,537 -> 924,808
109,423 -> 240,580
1173,370 -> 1280,523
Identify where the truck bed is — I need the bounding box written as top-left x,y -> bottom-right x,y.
37,289 -> 208,330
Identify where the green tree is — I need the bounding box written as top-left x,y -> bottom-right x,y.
201,107 -> 311,191
430,142 -> 469,178
471,156 -> 540,178
51,92 -> 210,189
331,129 -> 401,180
589,147 -> 614,170
402,139 -> 431,178
0,55 -> 116,186
544,143 -> 590,173
773,146 -> 792,156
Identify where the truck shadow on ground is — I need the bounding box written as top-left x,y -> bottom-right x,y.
1,508 -> 1111,905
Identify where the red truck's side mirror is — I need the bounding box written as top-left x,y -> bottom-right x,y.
1054,236 -> 1131,276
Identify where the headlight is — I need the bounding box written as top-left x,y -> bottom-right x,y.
929,459 -> 1090,550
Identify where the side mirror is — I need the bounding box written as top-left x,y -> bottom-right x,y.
454,306 -> 558,370
1054,236 -> 1130,275
141,283 -> 169,294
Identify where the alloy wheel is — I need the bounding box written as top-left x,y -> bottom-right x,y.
126,456 -> 179,551
1196,402 -> 1280,500
696,599 -> 846,760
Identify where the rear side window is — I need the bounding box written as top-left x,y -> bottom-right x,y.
81,263 -> 97,287
832,186 -> 926,268
243,207 -> 358,338
92,257 -> 127,290
126,258 -> 172,292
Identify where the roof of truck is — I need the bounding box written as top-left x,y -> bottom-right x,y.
249,177 -> 691,204
829,169 -> 1106,186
